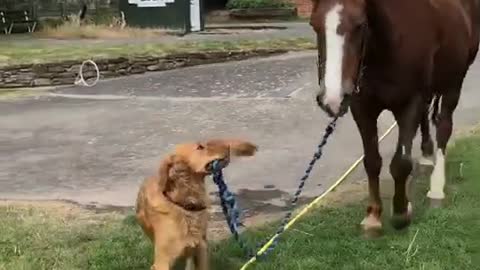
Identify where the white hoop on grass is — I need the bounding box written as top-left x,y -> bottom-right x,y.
74,60 -> 100,87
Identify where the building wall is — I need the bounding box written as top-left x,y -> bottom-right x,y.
34,0 -> 118,17
293,0 -> 312,18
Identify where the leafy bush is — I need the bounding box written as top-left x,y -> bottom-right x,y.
226,0 -> 294,9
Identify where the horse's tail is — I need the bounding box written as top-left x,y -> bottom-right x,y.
431,94 -> 441,126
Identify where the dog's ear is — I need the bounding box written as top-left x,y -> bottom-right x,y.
158,154 -> 175,191
227,139 -> 258,157
158,154 -> 193,191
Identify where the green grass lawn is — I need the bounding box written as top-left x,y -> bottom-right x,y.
1,132 -> 479,270
0,38 -> 315,67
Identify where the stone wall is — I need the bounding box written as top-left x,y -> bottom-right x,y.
0,49 -> 286,88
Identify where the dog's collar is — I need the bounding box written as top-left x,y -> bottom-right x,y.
163,192 -> 207,212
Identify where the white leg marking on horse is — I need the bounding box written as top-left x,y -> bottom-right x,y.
323,3 -> 345,114
360,214 -> 382,229
418,155 -> 435,166
427,149 -> 446,199
406,201 -> 412,218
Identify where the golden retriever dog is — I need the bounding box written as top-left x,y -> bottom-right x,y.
136,139 -> 258,270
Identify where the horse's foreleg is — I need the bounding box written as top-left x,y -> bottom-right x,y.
351,103 -> 383,234
428,86 -> 462,207
390,95 -> 423,230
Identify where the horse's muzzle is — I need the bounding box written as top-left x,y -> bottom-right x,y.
316,93 -> 351,118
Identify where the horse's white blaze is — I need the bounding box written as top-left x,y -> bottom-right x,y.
427,149 -> 446,199
323,4 -> 345,114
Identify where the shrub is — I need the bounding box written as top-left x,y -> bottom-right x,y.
226,0 -> 294,9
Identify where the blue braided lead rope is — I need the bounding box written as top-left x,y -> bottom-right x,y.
212,163 -> 252,254
256,117 -> 338,259
212,117 -> 338,259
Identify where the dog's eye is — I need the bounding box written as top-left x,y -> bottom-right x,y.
196,144 -> 204,150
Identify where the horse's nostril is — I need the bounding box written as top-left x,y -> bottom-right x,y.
316,94 -> 325,107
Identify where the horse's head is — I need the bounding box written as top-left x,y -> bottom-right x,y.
310,0 -> 367,117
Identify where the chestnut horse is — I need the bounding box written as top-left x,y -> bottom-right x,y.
310,0 -> 480,233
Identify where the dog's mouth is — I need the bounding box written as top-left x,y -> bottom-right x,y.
205,158 -> 229,173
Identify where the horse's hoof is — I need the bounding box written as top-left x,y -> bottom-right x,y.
362,227 -> 383,239
391,202 -> 412,230
429,198 -> 443,208
390,214 -> 411,230
361,215 -> 383,238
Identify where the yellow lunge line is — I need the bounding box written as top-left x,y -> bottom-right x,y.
239,120 -> 398,270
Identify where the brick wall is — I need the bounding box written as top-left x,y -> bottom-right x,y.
293,0 -> 313,17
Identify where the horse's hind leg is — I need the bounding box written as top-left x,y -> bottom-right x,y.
428,83 -> 462,208
390,95 -> 423,230
419,98 -> 435,166
351,102 -> 383,235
